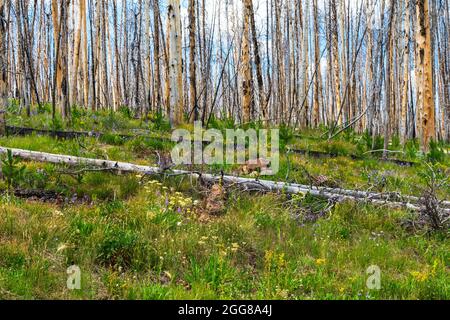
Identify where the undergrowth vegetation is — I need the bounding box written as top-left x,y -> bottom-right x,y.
0,109 -> 448,300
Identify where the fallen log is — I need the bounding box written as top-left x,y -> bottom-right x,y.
1,146 -> 448,213
6,125 -> 419,167
5,125 -> 170,142
290,148 -> 417,167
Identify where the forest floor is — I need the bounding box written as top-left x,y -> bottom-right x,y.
0,107 -> 448,300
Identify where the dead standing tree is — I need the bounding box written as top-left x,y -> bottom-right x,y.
51,0 -> 69,119
0,0 -> 8,109
415,0 -> 436,151
168,0 -> 183,126
241,0 -> 253,123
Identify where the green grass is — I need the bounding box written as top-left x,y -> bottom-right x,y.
0,109 -> 448,300
0,185 -> 448,300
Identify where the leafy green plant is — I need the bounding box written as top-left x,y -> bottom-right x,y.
208,115 -> 236,131
6,99 -> 20,114
97,228 -> 138,267
50,115 -> 64,132
118,106 -> 133,119
151,112 -> 171,132
38,102 -> 53,114
100,133 -> 126,146
1,150 -> 26,190
71,106 -> 86,120
404,139 -> 420,160
23,168 -> 48,190
426,140 -> 445,164
317,140 -> 352,156
279,124 -> 295,151
391,135 -> 401,150
362,131 -> 385,154
342,128 -> 358,144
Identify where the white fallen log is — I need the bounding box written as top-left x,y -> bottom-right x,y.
1,146 -> 448,213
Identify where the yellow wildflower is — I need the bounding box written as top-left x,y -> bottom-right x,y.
315,258 -> 326,266
410,271 -> 429,282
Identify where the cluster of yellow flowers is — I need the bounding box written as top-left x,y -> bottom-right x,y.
264,250 -> 286,272
145,180 -> 165,191
212,240 -> 242,259
410,271 -> 429,282
315,258 -> 327,266
144,180 -> 196,214
410,259 -> 440,283
169,192 -> 194,210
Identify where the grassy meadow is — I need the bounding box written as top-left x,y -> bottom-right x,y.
0,107 -> 448,300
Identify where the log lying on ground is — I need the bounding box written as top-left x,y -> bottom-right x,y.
290,148 -> 416,167
0,146 -> 448,213
5,125 -> 160,141
5,125 -> 418,167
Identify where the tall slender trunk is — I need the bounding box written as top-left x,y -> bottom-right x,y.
188,0 -> 198,122
415,0 -> 436,150
331,0 -> 342,126
241,0 -> 252,123
246,0 -> 266,122
0,0 -> 7,108
384,0 -> 396,159
80,0 -> 89,108
153,0 -> 161,113
168,0 -> 183,125
312,0 -> 321,128
72,0 -> 82,107
400,0 -> 410,143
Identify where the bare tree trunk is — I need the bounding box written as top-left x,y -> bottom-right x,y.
188,0 -> 198,122
241,0 -> 252,123
153,0 -> 162,113
72,0 -> 82,107
60,0 -> 70,118
246,0 -> 266,122
383,0 -> 396,159
312,0 -> 321,128
168,0 -> 183,125
400,0 -> 410,143
112,1 -> 121,110
415,0 -> 436,151
80,0 -> 89,108
52,0 -> 69,119
0,0 -> 8,109
331,0 -> 342,126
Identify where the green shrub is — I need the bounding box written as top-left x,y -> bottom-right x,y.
426,140 -> 445,164
1,150 -> 26,189
186,255 -> 235,291
208,115 -> 236,131
50,116 -> 64,132
150,112 -> 171,132
0,245 -> 26,269
23,168 -> 48,190
100,133 -> 126,146
279,124 -> 295,151
118,106 -> 133,119
391,135 -> 401,150
362,131 -> 385,153
318,140 -> 352,156
404,139 -> 420,160
128,137 -> 149,154
6,99 -> 21,114
97,228 -> 140,268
